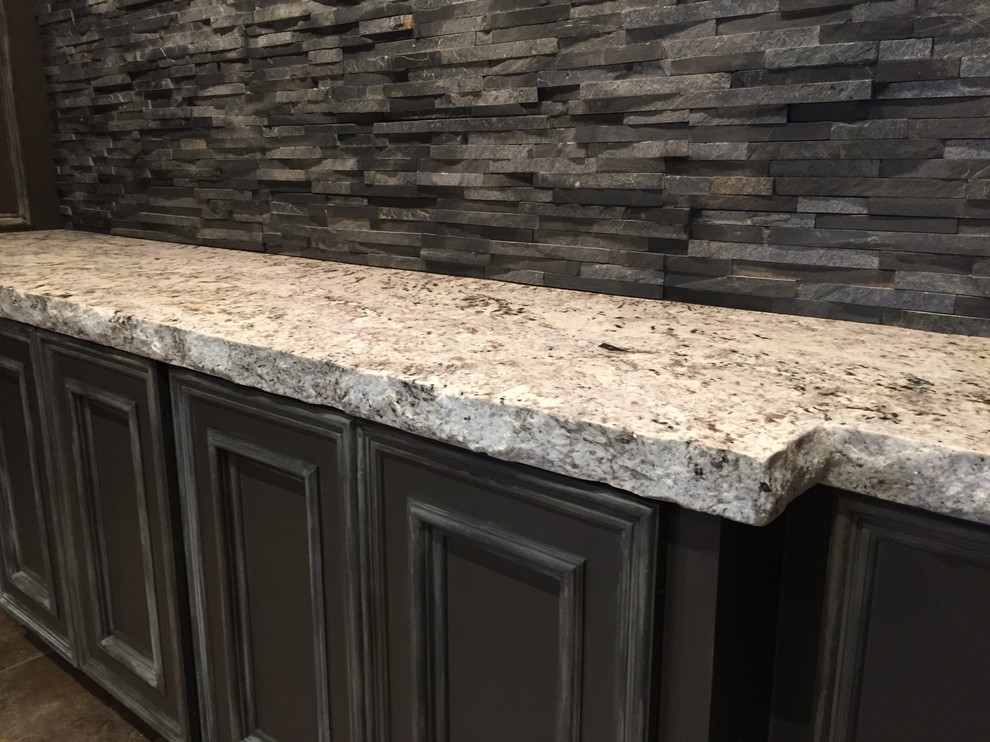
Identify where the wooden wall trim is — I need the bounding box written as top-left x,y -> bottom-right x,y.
0,0 -> 58,230
0,0 -> 29,227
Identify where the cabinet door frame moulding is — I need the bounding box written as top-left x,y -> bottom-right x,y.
0,354 -> 55,608
355,424 -> 661,742
171,370 -> 365,742
39,333 -> 192,741
814,496 -> 990,741
0,321 -> 73,659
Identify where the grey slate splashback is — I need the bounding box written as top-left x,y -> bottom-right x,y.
35,0 -> 990,336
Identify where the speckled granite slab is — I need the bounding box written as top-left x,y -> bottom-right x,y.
1,230 -> 988,525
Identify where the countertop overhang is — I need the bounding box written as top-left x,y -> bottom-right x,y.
1,229 -> 988,525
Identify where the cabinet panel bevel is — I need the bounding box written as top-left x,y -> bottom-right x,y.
408,499 -> 586,742
206,429 -> 331,742
0,355 -> 55,608
64,379 -> 163,689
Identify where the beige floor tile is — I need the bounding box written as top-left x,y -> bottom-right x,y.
0,610 -> 47,672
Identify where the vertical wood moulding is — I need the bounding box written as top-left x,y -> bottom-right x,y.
0,0 -> 30,228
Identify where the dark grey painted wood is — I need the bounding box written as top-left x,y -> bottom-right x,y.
655,510 -> 722,741
0,320 -> 72,657
13,322 -> 990,742
40,333 -> 192,741
0,0 -> 59,230
768,487 -> 837,742
171,370 -> 361,742
815,496 -> 990,742
655,508 -> 786,742
356,424 -> 661,742
0,81 -> 15,216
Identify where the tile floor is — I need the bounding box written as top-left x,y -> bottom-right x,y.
0,608 -> 160,741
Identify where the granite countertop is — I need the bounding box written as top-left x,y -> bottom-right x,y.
1,229 -> 988,525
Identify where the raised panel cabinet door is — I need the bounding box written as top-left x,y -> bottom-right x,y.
171,371 -> 361,742
0,321 -> 72,657
357,425 -> 661,742
816,497 -> 990,742
40,333 -> 192,741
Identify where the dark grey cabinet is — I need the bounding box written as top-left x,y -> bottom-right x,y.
357,425 -> 661,742
7,322 -> 990,742
40,334 -> 192,741
171,371 -> 361,742
816,497 -> 990,742
768,490 -> 990,742
0,321 -> 72,658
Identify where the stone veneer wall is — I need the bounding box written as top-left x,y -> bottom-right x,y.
35,0 -> 990,336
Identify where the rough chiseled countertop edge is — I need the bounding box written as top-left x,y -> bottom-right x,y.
2,284 -> 987,527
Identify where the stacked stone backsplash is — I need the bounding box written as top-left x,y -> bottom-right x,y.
35,0 -> 990,336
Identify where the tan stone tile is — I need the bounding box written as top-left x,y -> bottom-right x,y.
0,653 -> 157,741
0,610 -> 47,672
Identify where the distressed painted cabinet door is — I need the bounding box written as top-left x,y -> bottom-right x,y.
171,371 -> 361,742
814,497 -> 990,742
41,333 -> 192,741
357,425 -> 662,742
0,321 -> 72,657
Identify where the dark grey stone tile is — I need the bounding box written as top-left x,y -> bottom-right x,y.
883,309 -> 990,338
815,214 -> 959,233
797,283 -> 956,312
956,296 -> 990,319
34,0 -> 990,338
875,59 -> 961,83
879,251 -> 975,274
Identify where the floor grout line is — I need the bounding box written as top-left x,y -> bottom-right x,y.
0,648 -> 53,676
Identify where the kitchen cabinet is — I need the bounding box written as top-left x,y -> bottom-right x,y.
4,317 -> 990,742
816,497 -> 990,741
40,332 -> 193,741
0,320 -> 72,658
770,491 -> 990,742
356,425 -> 661,742
170,370 -> 361,742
